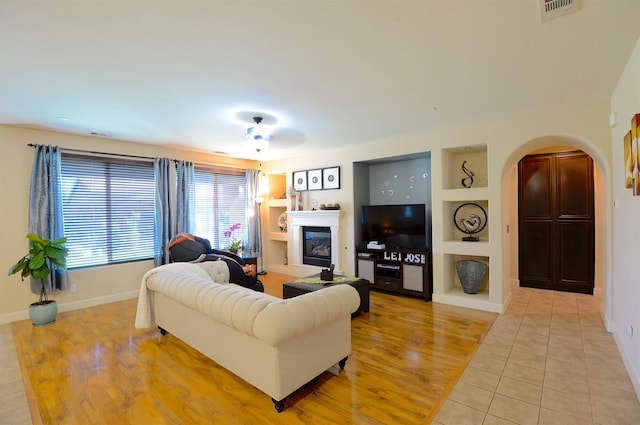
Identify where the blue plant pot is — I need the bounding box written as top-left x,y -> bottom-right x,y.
29,300 -> 57,326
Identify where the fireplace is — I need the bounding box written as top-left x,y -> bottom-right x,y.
302,226 -> 331,267
286,210 -> 341,273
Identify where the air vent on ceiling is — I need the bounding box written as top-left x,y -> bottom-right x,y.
539,0 -> 578,23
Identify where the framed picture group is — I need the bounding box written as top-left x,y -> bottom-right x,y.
624,113 -> 640,195
293,166 -> 340,191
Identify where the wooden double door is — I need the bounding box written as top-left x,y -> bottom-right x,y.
518,151 -> 594,294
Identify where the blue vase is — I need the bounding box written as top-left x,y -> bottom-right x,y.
29,300 -> 57,326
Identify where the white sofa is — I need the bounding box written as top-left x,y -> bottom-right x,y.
134,262 -> 360,412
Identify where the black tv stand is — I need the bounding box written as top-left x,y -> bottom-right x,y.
356,247 -> 431,301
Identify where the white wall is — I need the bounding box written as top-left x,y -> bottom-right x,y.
610,36 -> 640,396
0,126 -> 256,323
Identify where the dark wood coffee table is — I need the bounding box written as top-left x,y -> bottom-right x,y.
282,273 -> 370,315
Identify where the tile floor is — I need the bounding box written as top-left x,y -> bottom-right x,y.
433,286 -> 640,425
1,286 -> 638,425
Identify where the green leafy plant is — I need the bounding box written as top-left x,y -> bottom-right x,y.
8,233 -> 68,304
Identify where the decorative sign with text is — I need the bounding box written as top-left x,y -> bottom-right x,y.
383,251 -> 426,264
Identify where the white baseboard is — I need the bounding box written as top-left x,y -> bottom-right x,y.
0,310 -> 28,325
0,290 -> 139,325
612,323 -> 640,400
502,287 -> 513,313
56,290 -> 139,313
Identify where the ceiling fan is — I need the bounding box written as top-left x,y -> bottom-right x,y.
246,116 -> 271,152
237,111 -> 306,154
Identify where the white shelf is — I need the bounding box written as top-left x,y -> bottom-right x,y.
441,187 -> 489,201
269,232 -> 288,241
268,198 -> 288,208
432,290 -> 503,314
441,240 -> 490,255
444,285 -> 489,300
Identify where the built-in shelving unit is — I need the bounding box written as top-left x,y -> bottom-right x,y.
432,144 -> 505,313
262,174 -> 289,271
267,198 -> 288,241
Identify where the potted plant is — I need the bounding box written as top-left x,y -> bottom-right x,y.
224,223 -> 243,254
8,233 -> 68,325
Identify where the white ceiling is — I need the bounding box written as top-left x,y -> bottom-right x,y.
1,1 -> 639,161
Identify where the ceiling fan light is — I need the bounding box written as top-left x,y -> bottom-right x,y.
252,138 -> 269,152
246,115 -> 272,144
246,125 -> 271,141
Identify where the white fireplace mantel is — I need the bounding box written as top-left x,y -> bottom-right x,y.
286,210 -> 341,273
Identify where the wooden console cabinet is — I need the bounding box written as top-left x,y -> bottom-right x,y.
356,247 -> 431,301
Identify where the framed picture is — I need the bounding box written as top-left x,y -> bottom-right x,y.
624,130 -> 633,189
307,169 -> 322,190
292,170 -> 307,191
633,114 -> 640,195
322,166 -> 340,190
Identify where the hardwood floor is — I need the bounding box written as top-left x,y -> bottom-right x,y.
12,272 -> 495,424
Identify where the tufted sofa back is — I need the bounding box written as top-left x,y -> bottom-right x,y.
143,263 -> 359,346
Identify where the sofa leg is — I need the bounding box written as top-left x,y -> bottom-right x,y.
339,356 -> 348,370
272,397 -> 286,413
158,326 -> 168,336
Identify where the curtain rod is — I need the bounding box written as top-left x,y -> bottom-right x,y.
27,143 -> 155,161
26,143 -> 255,170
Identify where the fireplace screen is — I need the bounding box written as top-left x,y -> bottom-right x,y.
302,226 -> 331,267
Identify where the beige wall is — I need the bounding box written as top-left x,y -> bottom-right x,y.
0,100 -> 619,322
267,102 -> 613,308
0,126 -> 256,323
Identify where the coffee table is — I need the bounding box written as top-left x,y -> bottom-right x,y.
282,273 -> 370,315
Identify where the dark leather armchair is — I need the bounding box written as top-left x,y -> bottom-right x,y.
166,233 -> 264,292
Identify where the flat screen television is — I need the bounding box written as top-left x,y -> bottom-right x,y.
361,204 -> 426,250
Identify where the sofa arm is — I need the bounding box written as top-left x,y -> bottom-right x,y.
253,285 -> 360,346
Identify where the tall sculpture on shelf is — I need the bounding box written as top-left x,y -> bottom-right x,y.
461,160 -> 474,188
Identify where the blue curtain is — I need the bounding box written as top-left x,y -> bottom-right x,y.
176,160 -> 195,234
246,169 -> 260,255
154,158 -> 175,266
29,145 -> 68,294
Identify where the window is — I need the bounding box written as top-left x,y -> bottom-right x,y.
60,154 -> 155,268
193,167 -> 247,249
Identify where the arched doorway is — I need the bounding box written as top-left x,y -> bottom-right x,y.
501,135 -> 612,321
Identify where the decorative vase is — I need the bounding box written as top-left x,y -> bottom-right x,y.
455,260 -> 487,294
29,300 -> 57,326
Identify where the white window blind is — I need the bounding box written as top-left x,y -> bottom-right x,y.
193,168 -> 247,249
60,154 -> 155,268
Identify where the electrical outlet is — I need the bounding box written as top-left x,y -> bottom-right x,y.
624,324 -> 634,337
70,283 -> 77,293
